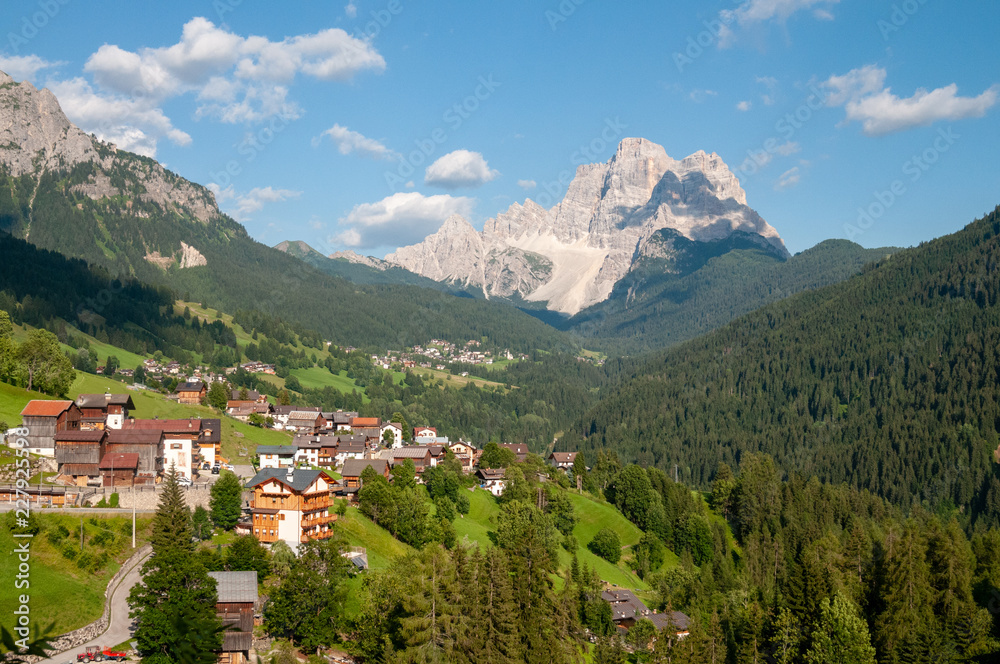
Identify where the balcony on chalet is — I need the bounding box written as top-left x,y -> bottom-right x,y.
301,512 -> 337,528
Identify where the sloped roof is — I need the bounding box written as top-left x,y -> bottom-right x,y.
54,430 -> 107,443
246,467 -> 329,493
341,458 -> 388,478
257,445 -> 297,455
21,400 -> 74,417
124,419 -> 201,434
549,452 -> 577,463
351,417 -> 380,427
200,418 -> 221,443
175,380 -> 205,392
107,429 -> 163,445
99,453 -> 139,470
209,570 -> 258,604
649,611 -> 691,632
61,463 -> 100,476
76,394 -> 135,409
477,468 -> 506,481
391,447 -> 432,459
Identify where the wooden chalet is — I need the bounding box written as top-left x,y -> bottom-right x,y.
547,452 -> 577,470
76,393 -> 135,430
602,588 -> 690,637
257,445 -> 297,469
476,468 -> 507,496
245,468 -> 337,550
175,380 -> 207,405
20,400 -> 81,456
54,430 -> 107,485
285,411 -> 324,434
208,571 -> 258,664
341,458 -> 390,490
106,428 -> 164,482
501,443 -> 529,463
99,452 -> 139,487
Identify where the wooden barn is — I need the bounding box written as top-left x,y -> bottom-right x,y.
20,400 -> 81,456
106,429 -> 165,482
54,430 -> 107,485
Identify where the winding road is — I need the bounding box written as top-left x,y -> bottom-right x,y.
34,548 -> 152,664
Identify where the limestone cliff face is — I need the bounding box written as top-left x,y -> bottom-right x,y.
0,70 -> 220,267
386,138 -> 788,315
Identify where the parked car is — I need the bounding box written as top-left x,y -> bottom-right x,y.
211,464 -> 221,475
202,462 -> 211,470
223,463 -> 235,471
177,475 -> 192,486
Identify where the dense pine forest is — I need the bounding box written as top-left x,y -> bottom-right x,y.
564,206 -> 1000,530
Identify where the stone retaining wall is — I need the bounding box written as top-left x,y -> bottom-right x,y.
35,543 -> 153,660
84,485 -> 213,510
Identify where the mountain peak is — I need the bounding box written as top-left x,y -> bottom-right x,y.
388,137 -> 786,314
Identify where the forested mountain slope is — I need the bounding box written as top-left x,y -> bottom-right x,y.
564,206 -> 1000,528
564,233 -> 899,353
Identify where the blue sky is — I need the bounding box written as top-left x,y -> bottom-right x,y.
3,0 -> 998,257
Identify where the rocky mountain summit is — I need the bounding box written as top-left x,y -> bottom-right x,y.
386,138 -> 787,314
0,69 -> 223,269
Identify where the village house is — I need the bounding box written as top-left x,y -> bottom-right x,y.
547,452 -> 578,470
123,418 -> 202,478
99,452 -> 139,487
229,389 -> 267,404
208,571 -> 258,664
272,405 -> 320,430
76,393 -> 135,430
106,429 -> 164,482
413,426 -> 437,441
501,443 -> 530,463
476,468 -> 507,497
380,421 -> 404,447
285,411 -> 325,434
333,436 -> 368,467
341,458 -> 390,491
226,401 -> 273,423
350,417 -> 382,444
602,588 -> 690,638
54,430 -> 107,485
330,411 -> 357,432
448,440 -> 480,473
245,468 -> 336,551
199,418 -> 222,468
175,380 -> 207,405
20,400 -> 82,456
257,445 -> 298,469
383,447 -> 433,473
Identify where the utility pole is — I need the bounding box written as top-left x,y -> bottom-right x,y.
80,513 -> 84,552
132,484 -> 136,548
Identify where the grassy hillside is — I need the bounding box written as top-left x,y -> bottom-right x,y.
0,513 -> 152,637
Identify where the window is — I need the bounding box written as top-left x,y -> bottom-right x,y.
171,443 -> 182,450
279,514 -> 285,521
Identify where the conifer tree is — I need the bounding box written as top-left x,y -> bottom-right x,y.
210,470 -> 243,530
805,594 -> 876,664
150,464 -> 193,555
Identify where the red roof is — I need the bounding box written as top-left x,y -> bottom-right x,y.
351,417 -> 380,427
21,400 -> 74,417
99,453 -> 139,470
124,419 -> 201,434
54,430 -> 107,443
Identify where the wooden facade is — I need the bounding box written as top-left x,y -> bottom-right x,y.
20,401 -> 81,454
246,469 -> 337,549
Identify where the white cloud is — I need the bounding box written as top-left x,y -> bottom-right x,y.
0,55 -> 63,82
756,76 -> 778,105
345,2 -> 358,17
719,0 -> 839,47
336,192 -> 475,248
46,17 -> 386,154
822,66 -> 999,135
208,184 -> 301,220
775,141 -> 800,156
47,77 -> 191,157
689,89 -> 718,103
736,100 -> 752,112
517,179 -> 537,190
424,150 -> 499,189
315,124 -> 399,160
776,166 -> 801,189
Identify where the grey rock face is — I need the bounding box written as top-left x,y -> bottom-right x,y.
386,137 -> 787,315
0,71 -> 219,225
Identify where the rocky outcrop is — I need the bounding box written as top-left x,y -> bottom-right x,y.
0,70 -> 219,224
328,249 -> 393,271
386,138 -> 787,315
178,241 -> 207,268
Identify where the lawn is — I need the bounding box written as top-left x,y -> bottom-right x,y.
0,381 -> 57,429
452,488 -> 500,548
289,366 -> 365,395
334,506 -> 414,571
0,513 -> 152,638
410,367 -> 509,390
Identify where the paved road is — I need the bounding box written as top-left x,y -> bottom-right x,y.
35,548 -> 152,664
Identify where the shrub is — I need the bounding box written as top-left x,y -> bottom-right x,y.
76,551 -> 93,570
454,492 -> 470,515
588,528 -> 622,563
562,534 -> 579,552
109,493 -> 120,508
62,544 -> 78,560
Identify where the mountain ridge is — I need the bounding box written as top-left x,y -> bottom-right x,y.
385,137 -> 787,314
